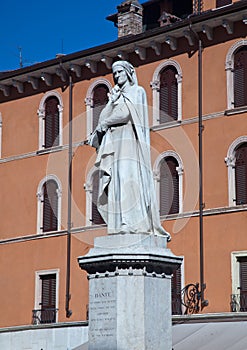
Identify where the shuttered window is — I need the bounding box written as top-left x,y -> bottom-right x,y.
238,257 -> 247,311
92,171 -> 104,225
234,46 -> 247,108
216,0 -> 232,7
42,180 -> 58,232
159,66 -> 178,123
160,157 -> 179,215
92,85 -> 109,130
44,96 -> 59,148
40,274 -> 56,323
172,266 -> 182,315
235,143 -> 247,205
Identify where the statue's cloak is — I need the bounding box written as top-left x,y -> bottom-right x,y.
91,84 -> 169,237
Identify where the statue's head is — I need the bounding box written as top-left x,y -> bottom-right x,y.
112,60 -> 137,86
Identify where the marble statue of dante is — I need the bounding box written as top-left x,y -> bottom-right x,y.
89,60 -> 170,240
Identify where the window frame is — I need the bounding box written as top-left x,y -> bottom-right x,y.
34,269 -> 59,323
231,251 -> 247,295
151,60 -> 182,126
36,175 -> 62,234
85,79 -> 112,138
37,91 -> 63,150
225,136 -> 247,207
153,151 -> 184,216
225,40 -> 247,111
84,167 -> 105,226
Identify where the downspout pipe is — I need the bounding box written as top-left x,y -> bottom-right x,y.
198,38 -> 208,310
188,18 -> 208,311
66,72 -> 73,318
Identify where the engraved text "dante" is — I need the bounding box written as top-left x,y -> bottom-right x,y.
94,292 -> 112,298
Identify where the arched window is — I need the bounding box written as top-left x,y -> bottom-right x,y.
151,60 -> 182,126
154,151 -> 183,216
160,157 -> 179,215
85,80 -> 112,137
92,84 -> 109,131
226,41 -> 247,110
92,170 -> 104,225
225,137 -> 247,206
84,168 -> 105,226
235,143 -> 247,205
37,91 -> 63,150
42,180 -> 58,232
44,96 -> 59,148
37,175 -> 62,233
234,47 -> 247,108
159,66 -> 178,123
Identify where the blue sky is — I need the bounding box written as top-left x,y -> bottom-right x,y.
0,1 -> 124,72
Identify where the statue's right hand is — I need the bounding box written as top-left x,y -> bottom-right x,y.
109,85 -> 121,103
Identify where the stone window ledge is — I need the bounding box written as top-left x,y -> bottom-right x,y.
225,106 -> 247,116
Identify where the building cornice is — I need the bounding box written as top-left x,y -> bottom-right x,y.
0,2 -> 247,99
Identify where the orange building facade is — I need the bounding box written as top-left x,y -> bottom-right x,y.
0,0 -> 247,332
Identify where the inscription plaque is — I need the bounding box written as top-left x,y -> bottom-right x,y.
89,278 -> 117,349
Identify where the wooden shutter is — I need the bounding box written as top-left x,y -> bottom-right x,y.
40,274 -> 56,323
160,157 -> 179,215
45,96 -> 59,148
216,0 -> 232,7
238,257 -> 247,311
172,266 -> 182,315
234,47 -> 247,108
235,144 -> 247,205
92,85 -> 109,130
92,171 -> 104,225
159,66 -> 178,123
43,180 -> 58,232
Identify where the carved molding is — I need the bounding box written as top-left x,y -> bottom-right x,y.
101,55 -> 113,69
222,19 -> 234,34
202,25 -> 213,41
150,41 -> 161,56
0,84 -> 10,97
41,72 -> 53,86
12,80 -> 24,93
135,46 -> 146,60
117,51 -> 128,60
56,67 -> 67,82
85,60 -> 97,73
183,30 -> 195,46
28,76 -> 39,90
70,64 -> 82,78
79,254 -> 181,277
165,36 -> 177,51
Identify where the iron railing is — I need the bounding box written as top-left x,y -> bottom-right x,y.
172,283 -> 201,315
32,308 -> 58,325
230,294 -> 247,312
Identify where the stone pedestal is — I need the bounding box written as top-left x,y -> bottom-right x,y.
78,234 -> 182,350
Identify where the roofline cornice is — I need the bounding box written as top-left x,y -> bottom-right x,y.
0,1 -> 247,97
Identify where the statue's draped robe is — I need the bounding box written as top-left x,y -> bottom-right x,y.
91,84 -> 168,236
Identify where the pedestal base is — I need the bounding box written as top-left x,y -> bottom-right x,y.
78,234 -> 182,350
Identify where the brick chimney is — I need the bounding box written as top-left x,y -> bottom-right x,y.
117,0 -> 143,38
